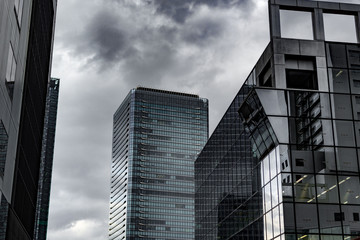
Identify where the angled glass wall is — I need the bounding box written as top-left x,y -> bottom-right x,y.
195,1 -> 360,240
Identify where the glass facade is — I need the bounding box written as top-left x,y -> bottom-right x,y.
195,1 -> 360,240
109,87 -> 208,240
34,78 -> 60,240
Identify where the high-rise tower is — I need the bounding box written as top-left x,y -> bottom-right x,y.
0,0 -> 57,239
34,78 -> 60,240
195,1 -> 360,239
109,87 -> 208,240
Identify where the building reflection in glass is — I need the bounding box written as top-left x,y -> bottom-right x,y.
195,1 -> 360,239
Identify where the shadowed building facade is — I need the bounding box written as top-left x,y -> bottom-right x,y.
0,0 -> 57,239
109,87 -> 208,240
195,1 -> 360,240
34,78 -> 60,240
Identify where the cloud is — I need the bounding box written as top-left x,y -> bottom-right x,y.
152,0 -> 253,23
85,11 -> 129,64
47,219 -> 106,240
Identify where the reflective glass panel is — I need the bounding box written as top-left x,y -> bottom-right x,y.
280,10 -> 313,40
283,203 -> 295,233
293,174 -> 316,203
328,69 -> 350,93
295,203 -> 318,234
331,94 -> 353,120
324,14 -> 358,43
315,175 -> 339,204
333,120 -> 355,147
318,204 -> 342,234
341,205 -> 360,235
335,148 -> 358,174
338,176 -> 360,205
350,70 -> 360,95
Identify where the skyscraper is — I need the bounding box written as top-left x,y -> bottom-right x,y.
109,87 -> 208,240
0,0 -> 57,239
195,1 -> 360,239
34,78 -> 60,240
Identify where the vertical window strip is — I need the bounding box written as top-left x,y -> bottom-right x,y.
0,121 -> 8,177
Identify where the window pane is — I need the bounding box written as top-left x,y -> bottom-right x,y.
318,204 -> 342,234
324,14 -> 358,43
280,10 -> 313,40
328,69 -> 350,93
5,45 -> 13,82
10,58 -> 16,82
332,120 -> 355,147
316,175 -> 339,204
331,94 -> 352,120
350,70 -> 360,94
283,203 -> 295,233
295,203 -> 318,234
335,148 -> 358,174
293,174 -> 316,203
338,176 -> 360,205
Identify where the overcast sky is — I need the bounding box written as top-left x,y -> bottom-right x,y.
47,0 -> 359,239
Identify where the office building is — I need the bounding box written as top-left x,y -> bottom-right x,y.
109,87 -> 208,240
34,78 -> 60,240
195,1 -> 360,239
0,0 -> 57,239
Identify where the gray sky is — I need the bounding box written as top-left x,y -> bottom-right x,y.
47,0 -> 359,239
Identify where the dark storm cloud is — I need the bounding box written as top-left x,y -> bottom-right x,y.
153,0 -> 252,23
66,0 -> 256,75
182,18 -> 224,45
88,13 -> 126,62
76,9 -> 136,70
121,43 -> 176,86
152,0 -> 193,23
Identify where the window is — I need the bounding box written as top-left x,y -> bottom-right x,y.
6,44 -> 16,83
280,10 -> 313,40
354,213 -> 359,222
356,96 -> 360,104
286,70 -> 317,90
14,0 -> 24,24
295,158 -> 305,167
334,212 -> 344,221
285,56 -> 318,90
0,121 -> 8,177
5,43 -> 16,99
324,13 -> 357,43
238,102 -> 254,123
354,80 -> 360,88
259,62 -> 273,87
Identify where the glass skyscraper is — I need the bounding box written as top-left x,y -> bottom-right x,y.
195,1 -> 360,240
109,87 -> 208,240
34,78 -> 60,240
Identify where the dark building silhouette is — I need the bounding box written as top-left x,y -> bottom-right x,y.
195,1 -> 360,239
34,78 -> 60,240
109,87 -> 208,240
0,0 -> 57,239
